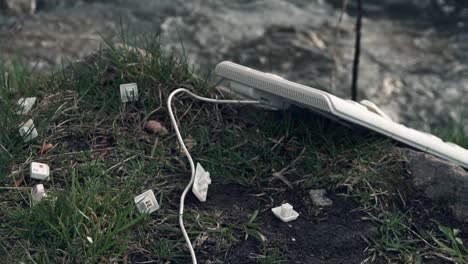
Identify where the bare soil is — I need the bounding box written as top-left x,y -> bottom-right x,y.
193,183 -> 381,263
180,181 -> 468,264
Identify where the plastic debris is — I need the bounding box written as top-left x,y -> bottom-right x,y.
120,83 -> 138,102
271,203 -> 299,223
16,97 -> 36,115
134,189 -> 159,214
18,119 -> 38,142
30,162 -> 50,180
31,184 -> 47,203
192,163 -> 211,202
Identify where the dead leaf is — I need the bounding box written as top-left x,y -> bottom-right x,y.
14,176 -> 24,187
144,120 -> 168,136
271,171 -> 293,189
40,143 -> 54,154
183,136 -> 196,151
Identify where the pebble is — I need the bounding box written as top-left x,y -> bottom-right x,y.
309,189 -> 333,207
4,0 -> 36,15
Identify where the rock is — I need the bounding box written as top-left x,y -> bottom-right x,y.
309,189 -> 333,207
382,76 -> 403,97
1,0 -> 467,131
2,0 -> 36,15
144,120 -> 168,136
403,148 -> 468,222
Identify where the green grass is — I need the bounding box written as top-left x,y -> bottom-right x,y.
434,124 -> 468,148
0,31 -> 467,263
7,165 -> 144,262
242,210 -> 267,243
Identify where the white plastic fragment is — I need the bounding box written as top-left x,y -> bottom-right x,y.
31,184 -> 47,202
120,83 -> 139,102
30,162 -> 50,180
18,119 -> 38,142
271,203 -> 299,223
192,163 -> 211,202
134,189 -> 159,214
16,97 -> 36,115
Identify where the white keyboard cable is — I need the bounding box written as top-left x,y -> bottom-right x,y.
167,87 -> 260,264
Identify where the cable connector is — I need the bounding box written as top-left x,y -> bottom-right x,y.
120,83 -> 139,103
31,184 -> 47,203
271,203 -> 299,223
19,119 -> 38,142
134,189 -> 159,214
16,97 -> 36,115
166,88 -> 260,264
192,163 -> 211,202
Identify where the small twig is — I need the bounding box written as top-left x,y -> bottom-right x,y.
269,136 -> 285,151
271,173 -> 294,189
4,71 -> 9,90
351,0 -> 363,101
270,147 -> 307,188
279,147 -> 307,173
331,0 -> 350,92
141,83 -> 163,126
0,144 -> 12,158
19,241 -> 38,264
177,100 -> 195,123
106,155 -> 138,172
0,187 -> 31,190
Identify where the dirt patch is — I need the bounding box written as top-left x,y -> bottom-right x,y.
58,130 -> 116,152
61,134 -> 89,151
185,178 -> 468,263
193,184 -> 381,263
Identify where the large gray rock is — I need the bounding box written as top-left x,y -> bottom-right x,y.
403,148 -> 468,222
2,0 -> 36,15
0,0 -> 467,130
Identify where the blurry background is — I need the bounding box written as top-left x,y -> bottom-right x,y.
0,0 -> 467,132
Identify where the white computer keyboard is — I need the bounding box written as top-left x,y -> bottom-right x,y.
215,61 -> 468,169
